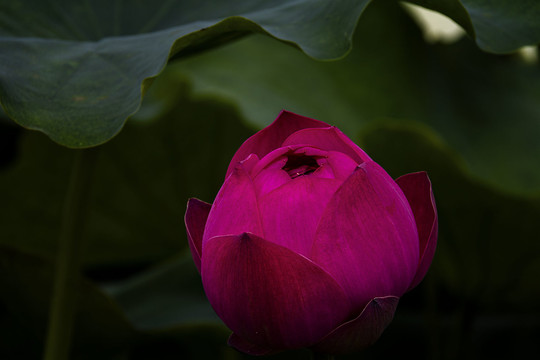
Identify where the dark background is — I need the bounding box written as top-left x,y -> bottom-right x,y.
1,1 -> 539,359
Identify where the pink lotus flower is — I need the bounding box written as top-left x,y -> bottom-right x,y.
185,110 -> 438,355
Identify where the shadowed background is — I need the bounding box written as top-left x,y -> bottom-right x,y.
1,0 -> 539,359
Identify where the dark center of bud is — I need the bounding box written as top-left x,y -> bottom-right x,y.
282,153 -> 320,179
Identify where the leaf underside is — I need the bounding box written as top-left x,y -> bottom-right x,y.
0,0 -> 539,147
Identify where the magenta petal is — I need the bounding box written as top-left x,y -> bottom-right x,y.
323,151 -> 359,181
252,166 -> 291,197
202,233 -> 352,350
184,198 -> 211,273
225,110 -> 329,177
396,172 -> 438,290
251,145 -> 328,178
311,161 -> 419,309
313,296 -> 399,355
281,127 -> 372,164
258,176 -> 342,256
228,333 -> 278,356
203,162 -> 263,243
239,153 -> 259,174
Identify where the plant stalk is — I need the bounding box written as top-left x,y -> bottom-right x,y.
43,148 -> 98,360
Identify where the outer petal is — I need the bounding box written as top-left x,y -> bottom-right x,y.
202,233 -> 353,351
203,162 -> 263,243
281,127 -> 372,164
313,296 -> 399,355
311,161 -> 419,309
184,198 -> 211,273
225,110 -> 329,177
395,172 -> 438,290
258,176 -> 342,256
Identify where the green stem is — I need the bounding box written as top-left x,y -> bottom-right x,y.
43,148 -> 98,360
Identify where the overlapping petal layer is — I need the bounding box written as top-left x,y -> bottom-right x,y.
226,110 -> 329,177
184,198 -> 211,273
203,162 -> 263,243
321,151 -> 363,181
282,127 -> 372,164
202,232 -> 353,350
396,172 -> 438,290
254,146 -> 357,255
311,161 -> 419,308
185,110 -> 438,355
259,176 -> 341,256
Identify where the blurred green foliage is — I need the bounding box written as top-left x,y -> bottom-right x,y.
171,1 -> 540,196
0,0 -> 370,147
1,0 -> 540,359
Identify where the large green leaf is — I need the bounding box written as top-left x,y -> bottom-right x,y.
408,0 -> 540,52
166,0 -> 540,196
0,87 -> 254,269
1,1 -> 538,149
0,0 -> 371,148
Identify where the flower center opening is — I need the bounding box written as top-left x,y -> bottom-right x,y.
282,153 -> 320,179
